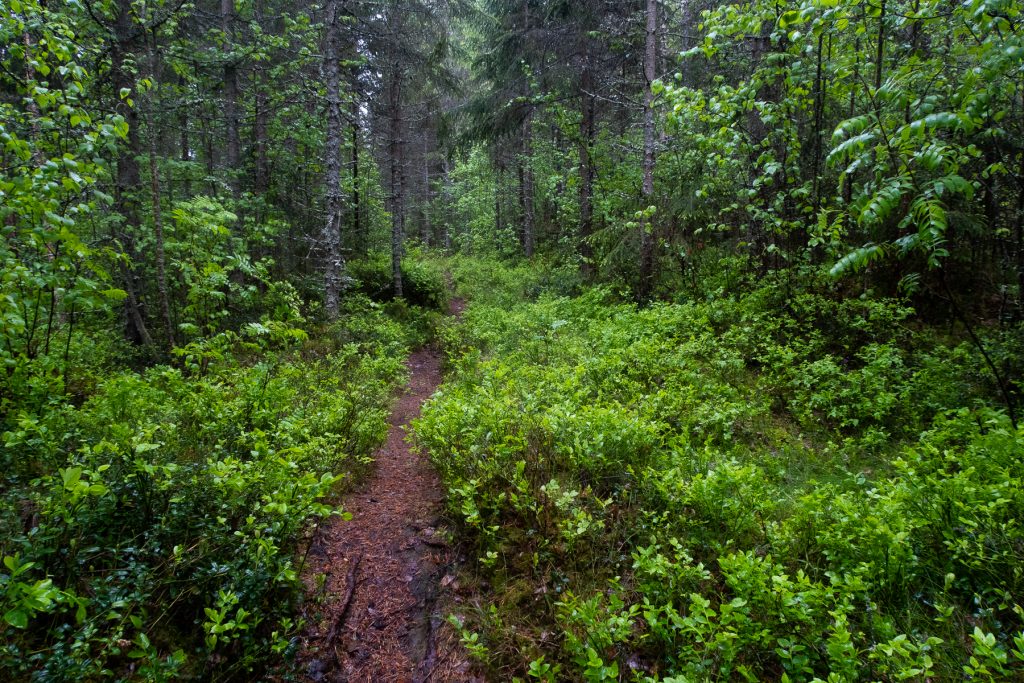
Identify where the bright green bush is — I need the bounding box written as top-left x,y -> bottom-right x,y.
414,260 -> 1024,682
0,299 -> 414,680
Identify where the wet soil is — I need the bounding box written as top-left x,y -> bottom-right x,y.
299,300 -> 477,683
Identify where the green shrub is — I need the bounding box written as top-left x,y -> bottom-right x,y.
413,259 -> 1024,681
0,299 -> 414,680
348,249 -> 449,310
449,255 -> 583,308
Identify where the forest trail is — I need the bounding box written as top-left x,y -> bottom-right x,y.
300,299 -> 475,683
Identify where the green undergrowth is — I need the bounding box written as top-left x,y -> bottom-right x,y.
414,258 -> 1024,682
0,294 -> 426,680
347,246 -> 452,313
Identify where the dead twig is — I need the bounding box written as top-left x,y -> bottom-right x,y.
324,553 -> 362,667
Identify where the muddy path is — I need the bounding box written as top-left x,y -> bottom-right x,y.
300,300 -> 475,682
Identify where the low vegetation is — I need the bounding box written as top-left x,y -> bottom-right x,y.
0,279 -> 449,680
415,257 -> 1024,682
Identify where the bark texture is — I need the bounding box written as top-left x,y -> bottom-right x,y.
639,0 -> 658,301
389,59 -> 405,298
322,0 -> 346,319
520,112 -> 535,258
112,0 -> 153,347
579,62 -> 595,277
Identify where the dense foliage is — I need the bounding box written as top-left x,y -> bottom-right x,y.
0,295 -> 432,679
2,0 -> 452,675
415,258 -> 1024,681
452,0 -> 1024,323
4,0 -> 1024,679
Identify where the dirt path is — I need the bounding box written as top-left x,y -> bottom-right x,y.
300,302 -> 475,683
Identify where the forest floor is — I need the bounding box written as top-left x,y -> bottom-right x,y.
298,298 -> 477,683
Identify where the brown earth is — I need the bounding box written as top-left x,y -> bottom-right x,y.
299,300 -> 477,683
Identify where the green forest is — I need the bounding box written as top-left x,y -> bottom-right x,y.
2,0 -> 1024,680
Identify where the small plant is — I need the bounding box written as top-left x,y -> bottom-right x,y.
414,259 -> 1024,680
526,655 -> 561,681
447,614 -> 490,660
0,295 -> 426,679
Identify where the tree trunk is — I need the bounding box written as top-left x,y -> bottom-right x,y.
112,0 -> 153,348
147,31 -> 175,350
221,0 -> 241,190
388,62 -> 404,298
178,74 -> 191,197
520,112 -> 535,258
147,126 -> 175,350
253,0 -> 269,197
254,82 -> 269,195
421,131 -> 431,245
579,63 -> 596,277
811,32 -> 825,211
351,97 -> 362,254
322,0 -> 346,319
1016,152 -> 1024,321
875,0 -> 886,92
519,0 -> 535,258
518,160 -> 527,253
495,157 -> 503,240
442,156 -> 452,251
638,0 -> 658,302
146,116 -> 174,350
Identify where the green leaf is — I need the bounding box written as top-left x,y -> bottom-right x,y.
101,288 -> 128,301
4,608 -> 28,629
829,244 -> 887,278
779,10 -> 802,28
61,467 -> 82,490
